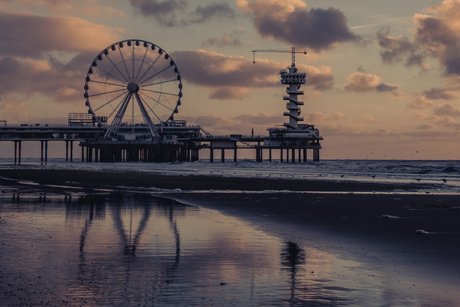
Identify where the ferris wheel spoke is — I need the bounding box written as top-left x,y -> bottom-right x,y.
90,79 -> 126,88
140,91 -> 175,111
137,53 -> 162,85
140,88 -> 180,97
93,91 -> 127,112
94,66 -> 128,86
132,44 -> 135,82
140,78 -> 178,87
135,47 -> 149,83
106,92 -> 131,121
118,46 -> 132,82
89,88 -> 127,98
104,53 -> 130,83
137,93 -> 163,122
138,65 -> 172,86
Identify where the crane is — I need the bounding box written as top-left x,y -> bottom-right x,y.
251,47 -> 307,66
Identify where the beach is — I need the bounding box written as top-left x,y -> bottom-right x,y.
1,166 -> 460,305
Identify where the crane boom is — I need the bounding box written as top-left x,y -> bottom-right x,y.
251,47 -> 307,66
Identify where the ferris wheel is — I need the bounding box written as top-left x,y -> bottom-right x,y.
84,39 -> 182,139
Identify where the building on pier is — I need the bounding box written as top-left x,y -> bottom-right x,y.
263,64 -> 322,161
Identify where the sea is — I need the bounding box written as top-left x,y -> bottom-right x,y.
1,159 -> 460,306
1,158 -> 460,194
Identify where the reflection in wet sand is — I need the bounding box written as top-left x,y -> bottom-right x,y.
0,191 -> 459,306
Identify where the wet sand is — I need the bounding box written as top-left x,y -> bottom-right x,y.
1,168 -> 460,297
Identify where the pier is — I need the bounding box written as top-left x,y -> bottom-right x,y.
0,40 -> 323,164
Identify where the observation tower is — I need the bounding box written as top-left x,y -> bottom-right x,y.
254,48 -> 322,161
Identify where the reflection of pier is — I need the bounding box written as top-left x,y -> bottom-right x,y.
69,194 -> 183,302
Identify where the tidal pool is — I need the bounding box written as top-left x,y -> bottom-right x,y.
0,191 -> 458,306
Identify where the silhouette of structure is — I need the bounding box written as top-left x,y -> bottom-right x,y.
0,42 -> 322,163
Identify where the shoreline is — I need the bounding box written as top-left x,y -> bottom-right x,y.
0,168 -> 438,192
1,168 -> 460,289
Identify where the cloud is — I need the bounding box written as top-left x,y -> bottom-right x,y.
357,115 -> 375,122
376,27 -> 425,67
0,54 -> 91,104
129,0 -> 186,27
171,49 -> 334,98
344,72 -> 397,93
186,1 -> 237,25
130,0 -> 236,27
233,112 -> 281,125
0,0 -> 74,10
423,87 -> 455,100
236,0 -> 360,52
416,124 -> 436,130
0,12 -> 122,59
375,83 -> 398,92
378,1 -> 460,76
407,96 -> 433,109
203,28 -> 245,47
0,13 -> 122,104
209,87 -> 249,100
302,111 -> 345,123
433,103 -> 460,116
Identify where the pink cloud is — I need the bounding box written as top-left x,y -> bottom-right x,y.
0,12 -> 122,59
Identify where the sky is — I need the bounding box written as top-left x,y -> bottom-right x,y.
1,0 -> 460,160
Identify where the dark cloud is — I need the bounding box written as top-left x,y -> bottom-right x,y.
130,0 -> 236,27
375,83 -> 398,92
129,0 -> 186,27
186,2 -> 236,25
378,1 -> 460,76
0,53 -> 89,104
171,50 -> 334,97
238,1 -> 360,52
356,66 -> 367,73
424,87 -> 455,100
376,27 -> 425,67
433,103 -> 460,117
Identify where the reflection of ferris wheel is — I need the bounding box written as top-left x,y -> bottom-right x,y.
84,39 -> 182,139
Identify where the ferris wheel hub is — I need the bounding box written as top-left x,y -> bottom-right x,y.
127,82 -> 139,93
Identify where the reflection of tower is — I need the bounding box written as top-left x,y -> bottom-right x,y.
281,66 -> 306,129
281,242 -> 305,305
